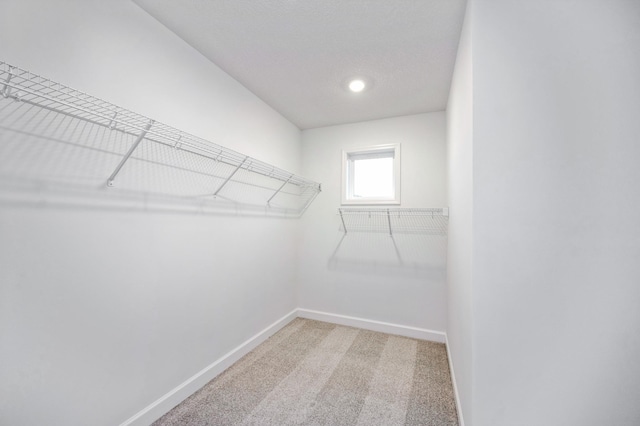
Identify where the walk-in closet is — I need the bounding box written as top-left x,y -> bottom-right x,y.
2,1 -> 639,425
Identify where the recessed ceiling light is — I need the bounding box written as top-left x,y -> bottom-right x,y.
348,79 -> 366,93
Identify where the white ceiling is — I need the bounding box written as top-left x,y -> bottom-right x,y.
133,0 -> 467,130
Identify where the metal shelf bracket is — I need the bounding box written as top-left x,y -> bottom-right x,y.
1,66 -> 13,98
339,208 -> 347,234
213,157 -> 248,196
107,119 -> 154,187
267,175 -> 292,206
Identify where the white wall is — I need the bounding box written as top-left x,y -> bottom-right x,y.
298,113 -> 448,331
0,1 -> 301,425
446,1 -> 474,424
471,1 -> 640,425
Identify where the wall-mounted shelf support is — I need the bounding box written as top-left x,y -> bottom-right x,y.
107,119 -> 154,187
173,135 -> 182,150
213,156 -> 248,196
107,110 -> 118,130
267,175 -> 292,205
1,66 -> 13,98
338,208 -> 348,234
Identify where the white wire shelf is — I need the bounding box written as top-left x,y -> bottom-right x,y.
337,208 -> 449,235
0,61 -> 321,216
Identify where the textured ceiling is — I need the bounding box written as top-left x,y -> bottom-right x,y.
133,0 -> 467,129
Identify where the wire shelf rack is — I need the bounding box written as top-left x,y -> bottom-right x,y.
0,61 -> 321,216
337,208 -> 449,235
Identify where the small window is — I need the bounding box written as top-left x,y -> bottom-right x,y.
342,144 -> 400,205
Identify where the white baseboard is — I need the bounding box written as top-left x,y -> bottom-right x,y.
119,309 -> 298,426
296,308 -> 446,343
445,334 -> 465,426
120,308 -> 448,426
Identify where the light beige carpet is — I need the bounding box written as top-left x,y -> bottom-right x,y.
154,318 -> 458,426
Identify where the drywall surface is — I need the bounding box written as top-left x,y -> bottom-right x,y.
0,1 -> 301,425
298,113 -> 447,331
446,1 -> 473,424
0,4 -> 299,172
472,1 -> 640,425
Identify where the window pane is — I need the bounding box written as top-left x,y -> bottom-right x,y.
352,157 -> 394,198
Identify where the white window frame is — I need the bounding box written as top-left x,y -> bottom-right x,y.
341,143 -> 401,205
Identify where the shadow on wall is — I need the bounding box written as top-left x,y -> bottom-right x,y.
0,177 -> 297,219
327,230 -> 448,281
